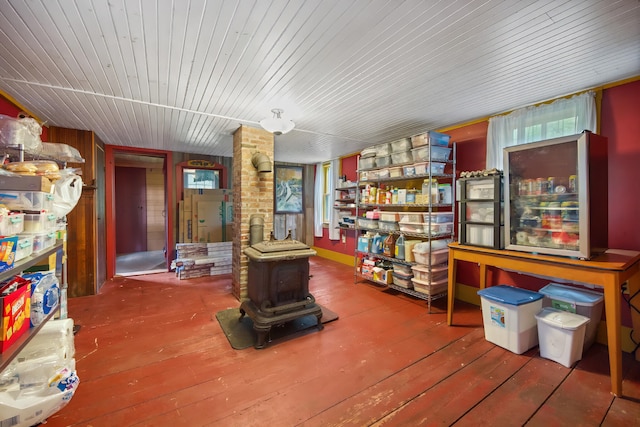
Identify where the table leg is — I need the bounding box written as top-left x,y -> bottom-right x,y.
479,263 -> 487,290
447,252 -> 457,326
603,273 -> 622,396
628,269 -> 640,362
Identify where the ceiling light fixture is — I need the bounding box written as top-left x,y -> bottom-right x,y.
259,108 -> 295,135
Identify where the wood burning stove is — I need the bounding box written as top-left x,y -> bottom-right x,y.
240,233 -> 323,349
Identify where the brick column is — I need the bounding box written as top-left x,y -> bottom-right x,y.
232,125 -> 274,300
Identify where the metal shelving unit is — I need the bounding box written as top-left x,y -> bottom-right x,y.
354,142 -> 456,312
0,242 -> 63,371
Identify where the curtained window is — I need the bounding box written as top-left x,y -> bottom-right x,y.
314,159 -> 340,240
486,91 -> 597,170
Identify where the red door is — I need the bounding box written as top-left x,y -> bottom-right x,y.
115,166 -> 147,254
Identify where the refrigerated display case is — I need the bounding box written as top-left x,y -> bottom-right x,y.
503,131 -> 607,259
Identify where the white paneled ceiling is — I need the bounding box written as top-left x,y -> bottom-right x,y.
0,0 -> 638,164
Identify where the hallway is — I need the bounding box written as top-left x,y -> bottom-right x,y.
46,256 -> 640,426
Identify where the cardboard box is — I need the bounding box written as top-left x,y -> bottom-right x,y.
0,175 -> 52,192
1,277 -> 31,352
0,236 -> 18,273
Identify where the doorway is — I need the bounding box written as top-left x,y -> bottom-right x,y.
105,146 -> 173,278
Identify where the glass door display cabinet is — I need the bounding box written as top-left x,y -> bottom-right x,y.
503,131 -> 608,259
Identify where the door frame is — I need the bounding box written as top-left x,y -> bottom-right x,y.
105,145 -> 173,279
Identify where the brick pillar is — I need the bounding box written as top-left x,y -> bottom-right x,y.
232,125 -> 274,300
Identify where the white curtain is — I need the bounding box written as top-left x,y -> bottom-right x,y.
328,158 -> 340,241
486,91 -> 597,169
313,162 -> 324,237
313,159 -> 341,240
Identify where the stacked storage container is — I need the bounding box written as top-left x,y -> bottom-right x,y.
411,239 -> 450,296
0,319 -> 79,426
0,190 -> 57,258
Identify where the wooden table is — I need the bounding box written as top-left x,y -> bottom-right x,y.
446,242 -> 640,396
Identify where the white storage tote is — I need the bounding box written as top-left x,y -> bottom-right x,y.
535,307 -> 590,368
538,283 -> 603,352
477,285 -> 543,354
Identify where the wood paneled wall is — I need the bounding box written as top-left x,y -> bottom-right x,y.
49,126 -> 103,297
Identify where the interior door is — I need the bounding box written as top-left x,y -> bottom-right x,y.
115,166 -> 147,254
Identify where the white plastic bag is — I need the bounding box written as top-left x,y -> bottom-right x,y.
52,171 -> 83,218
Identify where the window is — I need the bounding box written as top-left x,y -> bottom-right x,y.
486,91 -> 596,169
322,162 -> 331,223
183,168 -> 219,190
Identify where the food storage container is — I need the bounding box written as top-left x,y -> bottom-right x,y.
391,150 -> 412,165
410,131 -> 451,147
375,155 -> 391,167
411,145 -> 452,162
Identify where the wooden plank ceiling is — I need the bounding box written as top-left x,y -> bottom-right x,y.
0,0 -> 638,164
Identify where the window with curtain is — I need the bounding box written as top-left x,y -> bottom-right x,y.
486,91 -> 597,169
322,162 -> 331,223
314,159 -> 340,239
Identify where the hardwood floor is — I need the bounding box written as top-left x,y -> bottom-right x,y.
45,256 -> 640,426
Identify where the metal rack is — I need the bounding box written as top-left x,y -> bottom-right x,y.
0,242 -> 63,371
354,143 -> 456,312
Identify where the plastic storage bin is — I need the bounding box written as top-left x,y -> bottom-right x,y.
465,179 -> 497,199
538,283 -> 604,352
378,220 -> 399,231
390,138 -> 412,152
411,131 -> 451,147
477,285 -> 543,354
424,222 -> 453,235
398,221 -> 423,233
411,145 -> 452,162
359,156 -> 376,169
0,191 -> 53,211
379,212 -> 400,222
403,164 -> 417,176
32,231 -> 56,253
389,167 -> 403,177
392,262 -> 413,275
391,150 -> 413,165
411,263 -> 448,282
535,307 -> 590,367
357,218 -> 379,229
23,213 -> 57,233
375,155 -> 391,167
412,247 -> 449,265
398,212 -> 423,223
423,212 -> 454,223
392,271 -> 413,288
0,212 -> 24,236
412,277 -> 447,295
15,234 -> 34,261
374,143 -> 391,156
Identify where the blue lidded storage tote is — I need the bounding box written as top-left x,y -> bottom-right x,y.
477,285 -> 543,354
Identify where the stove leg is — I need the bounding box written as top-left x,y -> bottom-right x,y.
254,325 -> 271,349
239,308 -> 246,320
316,312 -> 324,331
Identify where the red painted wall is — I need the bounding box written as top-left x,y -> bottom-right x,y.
0,95 -> 49,142
601,80 -> 640,251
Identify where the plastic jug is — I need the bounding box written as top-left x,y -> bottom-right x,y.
371,233 -> 383,254
395,234 -> 406,260
383,234 -> 396,257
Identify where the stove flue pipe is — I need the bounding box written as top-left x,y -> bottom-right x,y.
251,152 -> 272,173
249,214 -> 265,246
